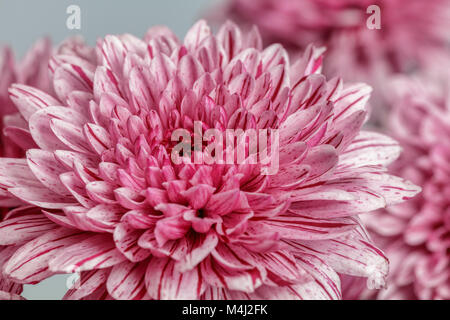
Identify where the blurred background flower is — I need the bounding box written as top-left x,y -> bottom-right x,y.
217,0 -> 450,124
352,73 -> 450,300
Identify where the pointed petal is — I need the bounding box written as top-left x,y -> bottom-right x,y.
8,186 -> 77,209
341,131 -> 401,167
8,84 -> 60,121
0,214 -> 57,246
106,261 -> 148,300
26,149 -> 72,196
4,228 -> 89,283
145,257 -> 205,300
261,215 -> 356,240
49,234 -> 127,273
113,222 -> 151,262
64,269 -> 110,300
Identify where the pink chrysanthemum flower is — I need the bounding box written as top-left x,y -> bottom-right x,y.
346,74 -> 450,300
0,21 -> 419,300
222,0 -> 450,122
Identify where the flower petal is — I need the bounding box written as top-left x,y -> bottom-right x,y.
145,257 -> 205,300
106,261 -> 148,300
49,234 -> 127,273
4,228 -> 89,283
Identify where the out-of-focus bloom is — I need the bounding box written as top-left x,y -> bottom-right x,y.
225,0 -> 450,72
0,39 -> 53,213
0,37 -> 95,211
346,74 -> 450,300
0,39 -> 52,158
0,21 -> 419,300
222,0 -> 450,122
0,37 -> 94,298
0,40 -> 52,299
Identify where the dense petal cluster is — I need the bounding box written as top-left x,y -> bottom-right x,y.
353,75 -> 450,300
222,0 -> 450,121
0,21 -> 419,300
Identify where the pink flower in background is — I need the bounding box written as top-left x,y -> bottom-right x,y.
0,39 -> 52,299
0,38 -> 95,213
222,0 -> 450,122
0,37 -> 95,299
0,39 -> 52,158
0,39 -> 53,216
347,74 -> 450,300
0,21 -> 419,300
225,0 -> 450,72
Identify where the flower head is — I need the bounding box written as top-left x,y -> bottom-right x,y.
0,21 -> 419,300
352,74 -> 450,300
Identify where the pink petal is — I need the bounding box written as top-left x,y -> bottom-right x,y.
205,189 -> 241,216
341,131 -> 401,167
145,257 -> 205,300
261,215 -> 356,240
4,228 -> 89,283
8,84 -> 60,121
174,232 -> 218,272
0,214 -> 57,246
86,204 -> 124,232
29,106 -> 88,151
154,215 -> 191,246
84,123 -> 113,155
49,234 -> 127,273
26,149 -> 72,196
64,269 -> 110,300
0,158 -> 41,189
113,222 -> 151,262
201,256 -> 265,293
184,20 -> 211,51
106,261 -> 148,300
50,118 -> 92,153
53,63 -> 94,102
8,186 -> 77,209
296,232 -> 389,289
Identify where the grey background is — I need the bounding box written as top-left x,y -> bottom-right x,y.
0,0 -> 222,56
0,0 -> 221,300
